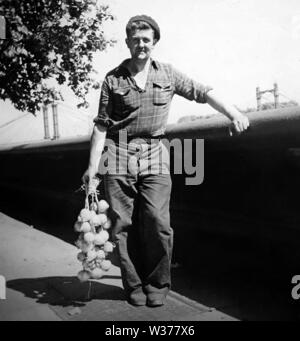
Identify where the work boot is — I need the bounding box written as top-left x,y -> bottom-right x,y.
128,287 -> 147,306
146,293 -> 166,307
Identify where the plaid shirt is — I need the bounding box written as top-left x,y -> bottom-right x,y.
94,59 -> 213,137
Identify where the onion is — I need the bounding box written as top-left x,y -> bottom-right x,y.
90,268 -> 104,279
96,250 -> 106,259
90,214 -> 101,226
74,221 -> 82,232
86,249 -> 97,261
103,241 -> 114,253
98,200 -> 109,213
80,209 -> 92,222
98,214 -> 108,225
77,252 -> 86,262
94,233 -> 106,246
95,260 -> 102,267
101,260 -> 112,271
98,230 -> 109,243
77,270 -> 90,282
89,262 -> 97,270
83,232 -> 95,244
81,222 -> 91,233
103,218 -> 112,230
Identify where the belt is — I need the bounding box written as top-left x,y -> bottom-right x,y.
107,134 -> 164,144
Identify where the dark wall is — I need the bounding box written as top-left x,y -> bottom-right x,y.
1,108 -> 300,274
0,139 -> 299,233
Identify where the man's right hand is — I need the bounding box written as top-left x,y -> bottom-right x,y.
81,167 -> 100,195
81,166 -> 97,186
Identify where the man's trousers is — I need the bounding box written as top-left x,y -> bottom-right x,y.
102,138 -> 173,296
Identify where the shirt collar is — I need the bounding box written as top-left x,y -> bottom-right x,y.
119,58 -> 158,73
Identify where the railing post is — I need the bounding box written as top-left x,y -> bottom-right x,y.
42,105 -> 50,140
52,102 -> 60,140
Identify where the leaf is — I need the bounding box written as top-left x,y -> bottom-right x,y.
17,25 -> 30,35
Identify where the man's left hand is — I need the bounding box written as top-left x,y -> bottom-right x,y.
205,90 -> 250,135
229,113 -> 250,135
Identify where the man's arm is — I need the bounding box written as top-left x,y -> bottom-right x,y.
171,66 -> 250,133
206,90 -> 250,134
82,76 -> 112,188
82,124 -> 107,187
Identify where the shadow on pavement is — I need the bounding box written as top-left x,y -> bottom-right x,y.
7,276 -> 126,309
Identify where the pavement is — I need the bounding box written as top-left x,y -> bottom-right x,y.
0,212 -> 237,321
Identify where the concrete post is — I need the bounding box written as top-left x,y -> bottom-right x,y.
42,105 -> 50,140
52,102 -> 60,140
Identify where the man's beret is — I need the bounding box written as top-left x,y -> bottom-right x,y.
126,15 -> 160,41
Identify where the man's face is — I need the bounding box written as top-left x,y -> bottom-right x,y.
126,29 -> 156,61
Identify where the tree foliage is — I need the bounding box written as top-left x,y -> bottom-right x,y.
0,0 -> 115,114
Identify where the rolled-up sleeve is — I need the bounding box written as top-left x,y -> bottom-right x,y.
93,78 -> 114,128
171,66 -> 213,104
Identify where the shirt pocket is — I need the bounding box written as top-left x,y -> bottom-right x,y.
153,81 -> 173,105
112,86 -> 137,114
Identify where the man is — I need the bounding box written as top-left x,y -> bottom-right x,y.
82,15 -> 249,307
